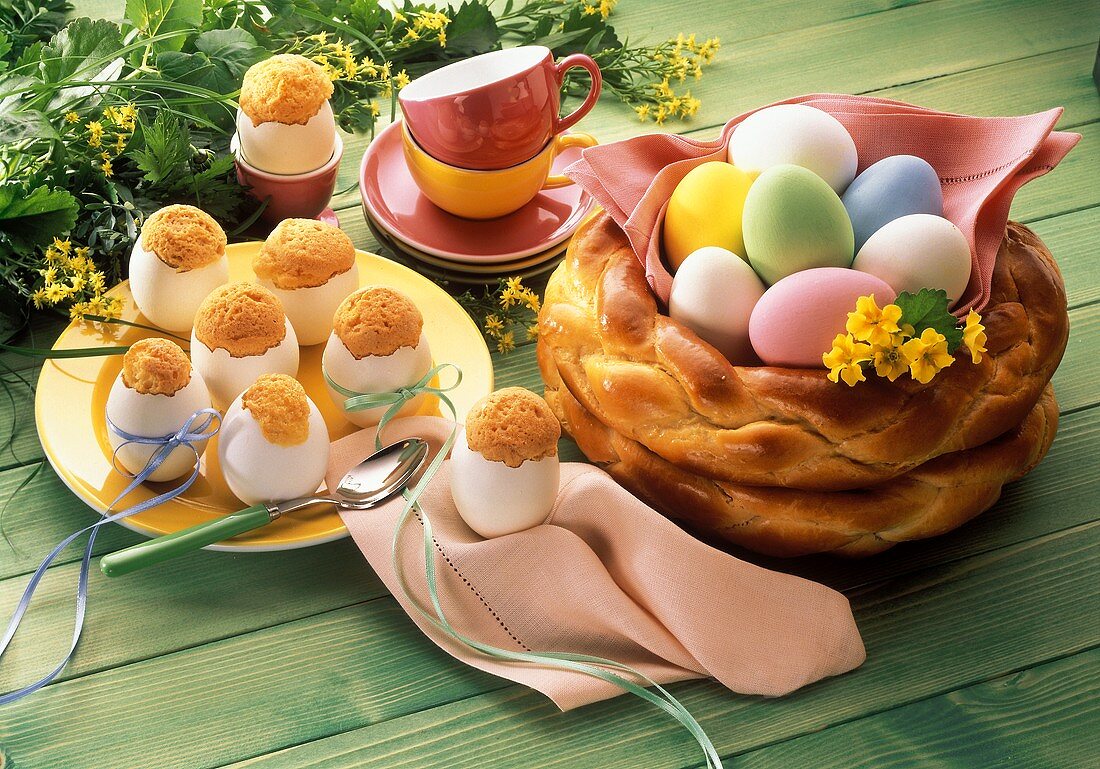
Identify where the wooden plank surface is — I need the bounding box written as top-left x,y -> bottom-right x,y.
1,0 -> 1098,767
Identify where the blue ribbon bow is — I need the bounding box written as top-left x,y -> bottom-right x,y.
0,408 -> 221,705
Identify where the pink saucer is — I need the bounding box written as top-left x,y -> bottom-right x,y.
360,120 -> 594,264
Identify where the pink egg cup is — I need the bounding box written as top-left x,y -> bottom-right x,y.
231,133 -> 343,228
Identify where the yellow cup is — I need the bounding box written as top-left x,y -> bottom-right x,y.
402,122 -> 597,220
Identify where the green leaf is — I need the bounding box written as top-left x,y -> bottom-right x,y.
130,111 -> 192,185
37,17 -> 125,86
192,27 -> 267,84
894,289 -> 964,352
445,1 -> 500,57
125,0 -> 203,51
0,183 -> 78,254
0,75 -> 57,142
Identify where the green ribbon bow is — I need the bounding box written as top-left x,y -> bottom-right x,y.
333,362 -> 722,768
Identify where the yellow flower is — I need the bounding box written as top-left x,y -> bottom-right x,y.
31,288 -> 48,309
846,294 -> 902,347
582,3 -> 598,14
599,0 -> 617,19
526,323 -> 540,340
901,328 -> 955,384
101,297 -> 123,320
44,283 -> 66,304
88,272 -> 106,292
395,70 -> 410,89
53,237 -> 72,255
634,104 -> 650,121
313,31 -> 328,45
41,266 -> 58,283
86,120 -> 104,147
70,273 -> 86,292
823,333 -> 872,387
100,159 -> 113,177
438,30 -> 446,47
496,330 -> 515,354
65,111 -> 80,124
484,314 -> 504,336
69,302 -> 89,322
370,103 -> 381,117
870,341 -> 909,382
962,310 -> 987,364
519,288 -> 541,313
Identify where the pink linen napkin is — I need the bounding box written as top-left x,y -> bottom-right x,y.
326,416 -> 865,711
565,93 -> 1080,315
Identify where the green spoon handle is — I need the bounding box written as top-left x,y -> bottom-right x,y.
100,504 -> 274,577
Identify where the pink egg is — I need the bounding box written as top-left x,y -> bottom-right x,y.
749,268 -> 895,368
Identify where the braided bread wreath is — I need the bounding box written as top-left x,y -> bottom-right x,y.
537,211 -> 1069,556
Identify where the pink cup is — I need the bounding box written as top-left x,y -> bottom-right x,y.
231,134 -> 344,226
398,45 -> 602,171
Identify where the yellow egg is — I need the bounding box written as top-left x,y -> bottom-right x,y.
662,161 -> 755,271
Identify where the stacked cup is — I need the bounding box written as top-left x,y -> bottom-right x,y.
398,46 -> 602,220
232,54 -> 345,225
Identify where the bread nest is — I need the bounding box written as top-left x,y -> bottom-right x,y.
537,212 -> 1068,556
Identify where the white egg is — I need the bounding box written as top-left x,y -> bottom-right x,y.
190,318 -> 300,408
669,246 -> 766,364
217,391 -> 330,506
450,429 -> 560,538
129,237 -> 229,333
322,331 -> 432,427
259,265 -> 359,347
235,103 -> 337,175
727,104 -> 858,193
852,213 -> 973,307
105,371 -> 213,482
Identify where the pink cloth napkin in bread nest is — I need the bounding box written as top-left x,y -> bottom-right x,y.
326,416 -> 865,711
564,93 -> 1081,316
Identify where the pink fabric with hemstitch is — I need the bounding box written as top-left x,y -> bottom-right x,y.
563,93 -> 1080,315
328,416 -> 865,711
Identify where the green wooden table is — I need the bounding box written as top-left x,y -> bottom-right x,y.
2,1 -> 1099,766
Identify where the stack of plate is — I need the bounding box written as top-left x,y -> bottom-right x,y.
360,121 -> 595,286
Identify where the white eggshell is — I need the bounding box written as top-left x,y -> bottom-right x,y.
449,430 -> 560,538
669,246 -> 766,364
259,265 -> 359,347
190,319 -> 300,408
322,331 -> 432,427
217,392 -> 330,505
235,103 -> 337,175
105,372 -> 212,482
727,104 -> 858,193
852,214 -> 973,307
128,238 -> 229,333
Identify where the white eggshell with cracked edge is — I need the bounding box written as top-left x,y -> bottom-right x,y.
217,392 -> 330,506
128,238 -> 229,333
236,103 -> 336,175
259,264 -> 359,347
105,372 -> 212,482
190,318 -> 300,408
322,331 -> 432,427
449,430 -> 560,538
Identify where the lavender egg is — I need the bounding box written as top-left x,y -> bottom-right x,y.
842,155 -> 943,251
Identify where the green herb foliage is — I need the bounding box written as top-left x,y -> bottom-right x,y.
894,289 -> 965,352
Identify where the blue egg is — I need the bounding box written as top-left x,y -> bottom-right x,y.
842,155 -> 943,251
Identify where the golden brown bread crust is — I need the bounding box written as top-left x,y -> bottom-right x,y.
537,211 -> 1068,556
466,387 -> 560,468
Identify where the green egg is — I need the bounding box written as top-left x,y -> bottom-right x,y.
742,164 -> 855,285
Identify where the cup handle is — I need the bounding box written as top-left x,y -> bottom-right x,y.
552,54 -> 603,134
543,132 -> 599,189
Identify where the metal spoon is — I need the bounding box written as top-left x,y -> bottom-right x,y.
100,438 -> 429,578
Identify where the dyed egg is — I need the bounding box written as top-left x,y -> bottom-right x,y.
852,214 -> 972,306
842,155 -> 943,251
742,165 -> 854,285
749,268 -> 895,368
669,246 -> 766,364
727,104 -> 858,193
662,161 -> 755,271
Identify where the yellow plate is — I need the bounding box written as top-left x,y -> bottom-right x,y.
35,243 -> 494,551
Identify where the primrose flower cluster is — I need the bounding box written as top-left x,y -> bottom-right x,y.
631,33 -> 720,124
823,294 -> 987,387
31,238 -> 123,322
461,277 -> 542,354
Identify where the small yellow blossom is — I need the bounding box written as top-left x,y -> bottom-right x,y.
484,314 -> 504,335
31,288 -> 48,309
100,159 -> 113,177
496,331 -> 515,354
44,283 -> 66,303
65,111 -> 80,124
53,238 -> 71,254
634,104 -> 650,121
86,120 -> 104,147
901,328 -> 955,384
962,310 -> 986,364
526,324 -> 540,340
395,70 -> 410,89
823,333 -> 872,387
846,295 -> 902,347
870,340 -> 909,382
41,266 -> 58,284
